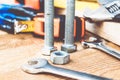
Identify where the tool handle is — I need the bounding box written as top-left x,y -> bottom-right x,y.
97,43 -> 120,60
45,65 -> 111,80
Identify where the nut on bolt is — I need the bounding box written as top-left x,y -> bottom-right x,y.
50,51 -> 70,64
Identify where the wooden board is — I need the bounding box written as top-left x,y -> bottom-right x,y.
0,33 -> 120,80
54,0 -> 99,17
54,0 -> 99,10
86,21 -> 120,46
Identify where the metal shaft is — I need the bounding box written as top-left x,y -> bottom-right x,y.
44,0 -> 54,47
64,0 -> 75,45
96,43 -> 120,60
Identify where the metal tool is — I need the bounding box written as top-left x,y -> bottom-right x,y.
61,0 -> 77,53
22,58 -> 111,80
42,0 -> 57,55
82,37 -> 120,60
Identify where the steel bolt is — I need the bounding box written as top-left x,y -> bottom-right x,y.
42,0 -> 57,55
61,0 -> 77,53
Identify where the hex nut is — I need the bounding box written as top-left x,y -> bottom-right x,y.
50,51 -> 70,64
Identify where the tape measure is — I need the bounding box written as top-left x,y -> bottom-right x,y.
14,20 -> 34,34
15,0 -> 44,11
34,13 -> 85,41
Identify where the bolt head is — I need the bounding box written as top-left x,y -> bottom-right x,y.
50,51 -> 70,65
61,44 -> 77,53
42,46 -> 57,56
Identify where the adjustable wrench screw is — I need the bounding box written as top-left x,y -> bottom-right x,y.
28,60 -> 38,65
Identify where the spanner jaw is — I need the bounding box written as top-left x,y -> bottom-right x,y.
82,41 -> 98,48
82,37 -> 120,60
21,58 -> 48,74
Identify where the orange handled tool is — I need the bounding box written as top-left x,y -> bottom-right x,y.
34,13 -> 85,41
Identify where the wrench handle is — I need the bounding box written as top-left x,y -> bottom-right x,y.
45,65 -> 111,80
96,44 -> 120,60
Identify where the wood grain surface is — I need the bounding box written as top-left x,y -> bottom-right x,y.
0,33 -> 120,80
86,21 -> 120,46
